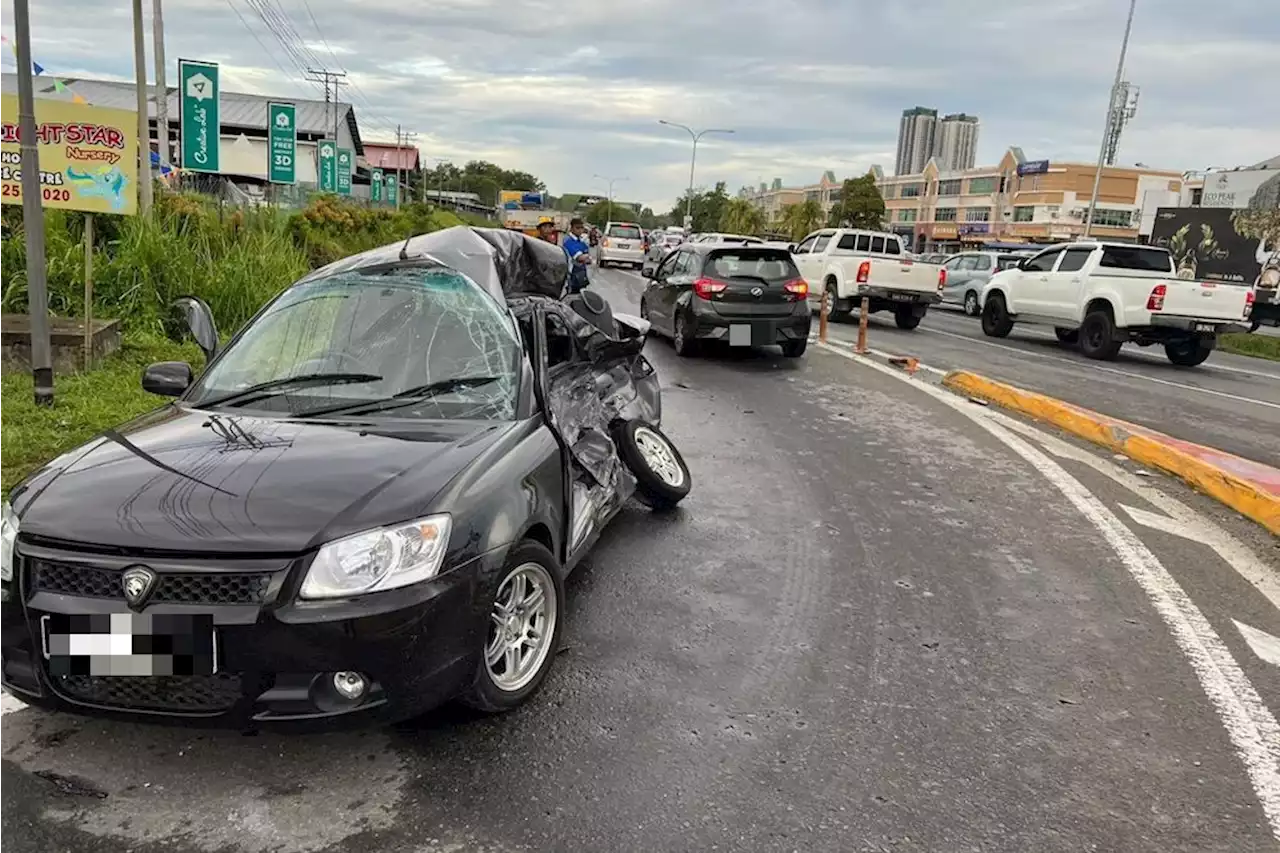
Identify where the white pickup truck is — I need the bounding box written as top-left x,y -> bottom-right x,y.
979,241 -> 1255,366
791,229 -> 945,329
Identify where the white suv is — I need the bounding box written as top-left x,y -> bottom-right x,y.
599,222 -> 646,268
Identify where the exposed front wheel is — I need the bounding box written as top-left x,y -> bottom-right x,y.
613,420 -> 692,510
963,291 -> 979,316
458,541 -> 565,713
1165,337 -> 1212,367
981,294 -> 1014,338
894,306 -> 923,330
1054,327 -> 1079,344
1079,311 -> 1123,360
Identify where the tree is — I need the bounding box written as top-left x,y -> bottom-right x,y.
781,199 -> 826,242
417,160 -> 547,207
719,197 -> 766,236
666,181 -> 730,232
583,199 -> 638,227
828,174 -> 886,229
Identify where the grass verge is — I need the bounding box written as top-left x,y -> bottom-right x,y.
1218,332 -> 1280,362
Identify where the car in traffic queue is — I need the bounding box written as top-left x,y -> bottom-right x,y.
598,221 -> 647,269
688,233 -> 764,246
640,242 -> 811,358
640,231 -> 687,278
938,250 -> 1030,315
0,226 -> 693,730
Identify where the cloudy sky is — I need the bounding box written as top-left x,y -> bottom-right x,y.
4,0 -> 1276,210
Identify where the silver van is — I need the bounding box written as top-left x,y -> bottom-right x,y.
939,251 -> 1029,315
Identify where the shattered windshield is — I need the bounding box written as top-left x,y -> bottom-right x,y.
187,267 -> 521,420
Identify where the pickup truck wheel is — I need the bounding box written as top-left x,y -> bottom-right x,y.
963,291 -> 979,316
1164,337 -> 1212,367
980,294 -> 1014,338
825,282 -> 851,321
1054,327 -> 1079,344
894,306 -> 923,330
1079,311 -> 1123,360
613,420 -> 692,510
672,312 -> 697,357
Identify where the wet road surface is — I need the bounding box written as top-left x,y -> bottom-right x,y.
2,266 -> 1278,852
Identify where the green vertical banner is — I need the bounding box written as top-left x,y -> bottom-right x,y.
267,102 -> 296,184
336,148 -> 353,195
178,59 -> 220,172
370,167 -> 384,203
317,140 -> 337,192
386,172 -> 398,206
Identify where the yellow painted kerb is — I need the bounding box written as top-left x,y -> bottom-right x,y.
942,370 -> 1280,536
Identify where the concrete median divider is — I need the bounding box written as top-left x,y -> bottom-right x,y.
942,370 -> 1280,536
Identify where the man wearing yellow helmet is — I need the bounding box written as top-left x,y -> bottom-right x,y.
535,216 -> 558,244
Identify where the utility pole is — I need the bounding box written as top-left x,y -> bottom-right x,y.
396,127 -> 418,211
13,0 -> 53,404
594,174 -> 628,224
152,0 -> 169,169
132,0 -> 153,215
658,120 -> 734,230
1084,0 -> 1137,237
305,68 -> 346,142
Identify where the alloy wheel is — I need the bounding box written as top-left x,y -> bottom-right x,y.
485,562 -> 557,693
633,425 -> 686,488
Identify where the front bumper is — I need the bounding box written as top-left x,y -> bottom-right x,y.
688,301 -> 811,346
1148,315 -> 1249,335
0,542 -> 504,730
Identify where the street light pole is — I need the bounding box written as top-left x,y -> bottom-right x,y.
1084,0 -> 1137,238
593,174 -> 628,223
659,120 -> 734,230
13,0 -> 53,405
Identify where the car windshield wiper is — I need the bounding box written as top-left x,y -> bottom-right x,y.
194,372 -> 383,409
291,376 -> 507,419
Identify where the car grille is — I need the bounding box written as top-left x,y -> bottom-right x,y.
52,673 -> 243,713
32,561 -> 272,605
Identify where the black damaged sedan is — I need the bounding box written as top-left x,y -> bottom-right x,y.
0,226 -> 691,729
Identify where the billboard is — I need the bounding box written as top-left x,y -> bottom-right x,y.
0,94 -> 138,215
1198,169 -> 1280,210
1017,159 -> 1050,176
499,189 -> 544,210
1149,207 -> 1277,285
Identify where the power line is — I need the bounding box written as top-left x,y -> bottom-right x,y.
290,0 -> 399,135
221,0 -> 296,84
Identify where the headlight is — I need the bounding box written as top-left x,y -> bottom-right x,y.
299,514 -> 451,600
1,501 -> 18,583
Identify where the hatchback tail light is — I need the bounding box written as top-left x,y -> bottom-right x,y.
1244,289 -> 1255,319
937,268 -> 947,291
1146,283 -> 1167,311
783,278 -> 809,299
693,277 -> 727,300
856,260 -> 871,284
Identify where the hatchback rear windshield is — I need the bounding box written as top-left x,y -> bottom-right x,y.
707,249 -> 800,281
1098,246 -> 1174,272
607,224 -> 642,239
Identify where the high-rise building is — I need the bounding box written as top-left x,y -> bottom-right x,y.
895,107 -> 937,176
934,113 -> 980,172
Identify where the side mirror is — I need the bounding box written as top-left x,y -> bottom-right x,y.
1016,259 -> 1029,270
788,244 -> 797,253
641,267 -> 655,280
168,296 -> 219,362
142,361 -> 193,397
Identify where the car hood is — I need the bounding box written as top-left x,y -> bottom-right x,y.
12,405 -> 513,554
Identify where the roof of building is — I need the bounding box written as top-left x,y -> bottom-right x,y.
1248,154 -> 1280,170
362,143 -> 419,171
0,73 -> 364,154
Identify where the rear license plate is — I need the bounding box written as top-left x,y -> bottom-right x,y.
1194,323 -> 1216,333
41,613 -> 217,676
729,324 -> 752,346
890,293 -> 915,302
617,243 -> 630,249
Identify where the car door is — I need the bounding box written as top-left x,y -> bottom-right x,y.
940,255 -> 974,302
1008,247 -> 1064,316
647,250 -> 685,334
1041,246 -> 1093,320
791,233 -> 820,285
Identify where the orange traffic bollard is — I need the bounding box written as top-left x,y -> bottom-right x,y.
818,289 -> 829,343
854,296 -> 870,354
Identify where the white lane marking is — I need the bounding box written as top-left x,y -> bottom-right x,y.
816,340 -> 1280,838
1000,417 -> 1280,615
917,326 -> 1280,410
926,314 -> 1280,381
1119,503 -> 1216,546
1236,621 -> 1280,669
2,692 -> 27,715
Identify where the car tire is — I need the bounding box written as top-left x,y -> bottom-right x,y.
639,296 -> 653,333
672,311 -> 697,357
612,419 -> 692,510
457,540 -> 565,714
894,306 -> 922,330
1079,310 -> 1123,360
1165,337 -> 1212,367
1054,327 -> 1079,344
963,291 -> 979,316
780,338 -> 807,358
825,281 -> 851,322
980,293 -> 1014,338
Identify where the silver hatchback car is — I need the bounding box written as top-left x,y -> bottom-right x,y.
939,251 -> 1029,315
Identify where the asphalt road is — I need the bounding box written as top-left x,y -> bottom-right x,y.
809,300 -> 1280,469
3,266 -> 1279,852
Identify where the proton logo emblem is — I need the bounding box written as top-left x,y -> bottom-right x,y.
121,566 -> 158,610
751,286 -> 764,298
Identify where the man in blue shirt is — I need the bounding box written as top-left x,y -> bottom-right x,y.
563,217 -> 592,293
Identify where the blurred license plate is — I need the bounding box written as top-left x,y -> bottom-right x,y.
890,293 -> 915,302
1194,323 -> 1215,332
41,613 -> 217,676
617,242 -> 630,249
729,324 -> 752,346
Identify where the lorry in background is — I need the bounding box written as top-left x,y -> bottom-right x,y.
790,228 -> 945,329
499,189 -> 571,240
979,241 -> 1254,367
